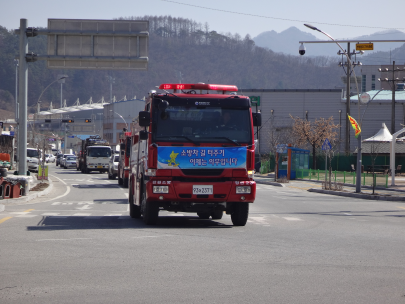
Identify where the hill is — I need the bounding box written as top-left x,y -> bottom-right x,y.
0,16 -> 343,113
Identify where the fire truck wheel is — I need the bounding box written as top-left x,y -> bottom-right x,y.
118,177 -> 123,185
123,178 -> 129,188
197,212 -> 210,219
129,187 -> 141,218
231,202 -> 249,226
211,210 -> 223,220
143,201 -> 159,225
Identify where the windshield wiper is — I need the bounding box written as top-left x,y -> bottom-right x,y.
201,137 -> 240,146
168,136 -> 200,146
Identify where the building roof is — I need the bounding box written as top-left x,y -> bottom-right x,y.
350,90 -> 405,102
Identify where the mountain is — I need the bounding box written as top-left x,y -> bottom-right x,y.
253,27 -> 405,57
0,16 -> 344,114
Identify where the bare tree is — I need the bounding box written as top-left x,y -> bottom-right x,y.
290,115 -> 339,169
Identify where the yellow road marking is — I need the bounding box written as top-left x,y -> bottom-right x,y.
0,217 -> 12,224
24,209 -> 35,212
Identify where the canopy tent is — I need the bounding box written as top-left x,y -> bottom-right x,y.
363,123 -> 392,142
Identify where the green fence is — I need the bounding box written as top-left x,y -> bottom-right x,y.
295,169 -> 389,188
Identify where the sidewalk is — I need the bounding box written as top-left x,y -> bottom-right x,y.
255,173 -> 405,201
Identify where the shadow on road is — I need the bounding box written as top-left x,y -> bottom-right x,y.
26,215 -> 233,231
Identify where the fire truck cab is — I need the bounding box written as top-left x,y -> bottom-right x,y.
128,83 -> 261,226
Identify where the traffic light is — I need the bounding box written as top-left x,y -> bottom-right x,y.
85,119 -> 92,123
62,119 -> 74,123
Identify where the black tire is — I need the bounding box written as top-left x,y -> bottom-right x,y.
108,172 -> 112,180
231,202 -> 249,226
142,192 -> 159,225
197,212 -> 210,219
211,210 -> 223,220
123,177 -> 129,188
85,168 -> 90,174
118,177 -> 123,185
129,181 -> 141,218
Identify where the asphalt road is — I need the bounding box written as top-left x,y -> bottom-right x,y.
1,165 -> 405,303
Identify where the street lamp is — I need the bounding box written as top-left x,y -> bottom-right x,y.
37,75 -> 68,107
110,110 -> 128,131
304,24 -> 363,193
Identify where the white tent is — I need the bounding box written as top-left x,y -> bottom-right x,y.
363,123 -> 392,142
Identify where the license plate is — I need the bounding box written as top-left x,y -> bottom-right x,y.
193,185 -> 213,195
97,165 -> 103,168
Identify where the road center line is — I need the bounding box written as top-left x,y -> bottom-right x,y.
0,217 -> 13,224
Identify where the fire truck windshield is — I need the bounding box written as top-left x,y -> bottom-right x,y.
154,106 -> 252,144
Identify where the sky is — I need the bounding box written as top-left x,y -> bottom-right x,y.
1,0 -> 404,41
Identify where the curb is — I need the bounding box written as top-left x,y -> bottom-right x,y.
308,188 -> 405,201
255,179 -> 285,187
0,178 -> 54,207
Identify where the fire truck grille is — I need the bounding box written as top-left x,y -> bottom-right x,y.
181,169 -> 224,176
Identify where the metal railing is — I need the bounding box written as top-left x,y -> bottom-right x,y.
295,169 -> 389,188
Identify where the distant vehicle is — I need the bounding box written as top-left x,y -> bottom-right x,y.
46,154 -> 56,163
27,148 -> 40,172
64,156 -> 77,169
56,153 -> 64,166
78,136 -> 111,174
60,154 -> 74,168
108,154 -> 119,179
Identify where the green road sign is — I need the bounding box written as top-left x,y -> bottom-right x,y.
250,96 -> 260,106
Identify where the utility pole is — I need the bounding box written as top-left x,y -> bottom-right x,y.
378,61 -> 405,134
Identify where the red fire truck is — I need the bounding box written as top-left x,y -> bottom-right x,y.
118,132 -> 131,188
128,83 -> 261,226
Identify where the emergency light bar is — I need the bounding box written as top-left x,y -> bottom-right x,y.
159,83 -> 238,92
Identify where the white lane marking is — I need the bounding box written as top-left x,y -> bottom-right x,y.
43,174 -> 71,202
165,213 -> 185,216
15,214 -> 38,218
42,213 -> 60,216
249,216 -> 268,224
76,205 -> 91,210
344,213 -> 353,216
104,214 -> 122,216
36,238 -> 92,242
124,193 -> 129,198
9,212 -> 29,215
283,217 -> 302,221
132,235 -> 173,239
73,213 -> 92,216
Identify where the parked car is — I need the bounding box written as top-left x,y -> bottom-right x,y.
60,154 -> 74,167
56,153 -> 64,166
108,154 -> 119,179
27,148 -> 40,172
46,154 -> 56,163
64,156 -> 77,169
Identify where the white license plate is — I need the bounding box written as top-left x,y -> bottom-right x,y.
193,185 -> 213,195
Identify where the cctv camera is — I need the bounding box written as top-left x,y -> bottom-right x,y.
299,43 -> 306,55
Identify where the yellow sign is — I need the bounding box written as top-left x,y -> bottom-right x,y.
356,43 -> 373,51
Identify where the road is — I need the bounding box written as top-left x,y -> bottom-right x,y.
1,165 -> 405,303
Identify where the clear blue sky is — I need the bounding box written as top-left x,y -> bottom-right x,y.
1,0 -> 404,40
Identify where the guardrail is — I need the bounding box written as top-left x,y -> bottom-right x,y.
295,169 -> 389,188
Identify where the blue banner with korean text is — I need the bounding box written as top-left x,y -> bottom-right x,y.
157,147 -> 247,169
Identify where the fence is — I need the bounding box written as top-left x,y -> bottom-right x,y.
295,169 -> 389,188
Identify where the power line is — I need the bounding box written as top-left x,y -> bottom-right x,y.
161,0 -> 405,31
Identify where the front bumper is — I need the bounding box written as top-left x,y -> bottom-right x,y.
146,180 -> 256,203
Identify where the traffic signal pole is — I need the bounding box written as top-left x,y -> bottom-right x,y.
18,19 -> 28,176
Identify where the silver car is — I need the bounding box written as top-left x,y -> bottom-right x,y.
108,154 -> 119,179
64,156 -> 77,169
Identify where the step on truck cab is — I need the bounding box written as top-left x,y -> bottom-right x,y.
128,83 -> 261,226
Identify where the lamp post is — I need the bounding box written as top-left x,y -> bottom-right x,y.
14,59 -> 19,169
304,24 -> 363,193
110,110 -> 128,130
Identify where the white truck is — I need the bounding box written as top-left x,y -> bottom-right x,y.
79,136 -> 112,174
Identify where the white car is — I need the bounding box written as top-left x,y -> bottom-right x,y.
60,154 -> 74,167
108,154 -> 119,179
46,154 -> 56,163
64,156 -> 77,169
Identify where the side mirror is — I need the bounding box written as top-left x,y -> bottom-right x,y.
139,130 -> 149,141
139,111 -> 150,127
252,112 -> 262,127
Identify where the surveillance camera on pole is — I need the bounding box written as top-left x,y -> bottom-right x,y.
299,43 -> 306,55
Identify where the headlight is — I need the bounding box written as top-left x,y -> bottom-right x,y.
153,186 -> 168,193
236,186 -> 251,194
145,169 -> 156,176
